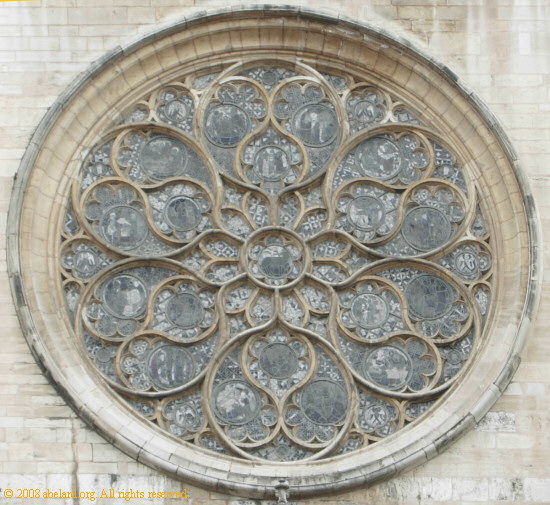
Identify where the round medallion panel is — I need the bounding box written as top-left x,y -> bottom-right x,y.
140,136 -> 188,180
405,274 -> 455,320
10,7 -> 538,499
148,345 -> 196,389
259,343 -> 299,379
102,274 -> 147,319
254,146 -> 291,182
362,346 -> 413,391
301,380 -> 348,425
258,246 -> 294,279
351,293 -> 390,329
100,206 -> 148,250
205,104 -> 251,147
402,206 -> 453,251
292,104 -> 338,147
164,197 -> 202,231
363,403 -> 392,430
213,380 -> 261,425
347,196 -> 386,232
355,137 -> 403,180
165,292 -> 205,329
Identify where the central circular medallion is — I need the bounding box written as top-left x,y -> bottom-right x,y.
164,196 -> 201,231
363,346 -> 412,390
355,137 -> 403,180
140,136 -> 188,180
347,196 -> 386,231
350,293 -> 389,329
402,206 -> 452,252
213,380 -> 261,425
246,230 -> 306,287
253,146 -> 291,181
292,104 -> 338,147
405,274 -> 454,320
204,104 -> 250,147
165,292 -> 205,329
259,343 -> 299,379
257,245 -> 294,279
301,380 -> 348,425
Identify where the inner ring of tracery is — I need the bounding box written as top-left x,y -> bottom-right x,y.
60,59 -> 493,461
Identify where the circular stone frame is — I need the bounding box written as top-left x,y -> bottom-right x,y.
7,6 -> 542,499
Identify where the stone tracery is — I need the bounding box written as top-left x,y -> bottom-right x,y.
60,59 -> 493,462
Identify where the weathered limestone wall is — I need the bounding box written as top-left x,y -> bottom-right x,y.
0,1 -> 548,504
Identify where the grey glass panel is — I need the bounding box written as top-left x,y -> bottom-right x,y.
292,104 -> 338,147
164,100 -> 188,122
363,403 -> 392,429
100,206 -> 148,250
102,274 -> 147,319
347,196 -> 386,232
454,249 -> 479,277
156,90 -> 195,133
80,140 -> 115,193
139,136 -> 188,180
355,100 -> 382,122
301,380 -> 347,425
165,293 -> 205,329
148,345 -> 196,389
363,346 -> 412,390
321,72 -> 349,91
240,67 -> 298,91
213,380 -> 260,425
253,146 -> 291,182
259,343 -> 299,379
205,104 -> 251,147
402,206 -> 452,251
358,393 -> 399,437
405,274 -> 454,320
74,250 -> 100,277
164,196 -> 201,231
355,137 -> 403,180
350,293 -> 390,329
173,403 -> 202,431
62,241 -> 116,281
64,199 -> 79,236
257,246 -> 295,279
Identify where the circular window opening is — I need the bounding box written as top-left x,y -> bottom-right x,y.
8,7 -> 540,499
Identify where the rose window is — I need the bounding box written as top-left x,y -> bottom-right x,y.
10,8 -> 539,497
59,59 -> 494,462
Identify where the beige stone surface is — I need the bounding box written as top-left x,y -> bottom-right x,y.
0,1 -> 549,504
